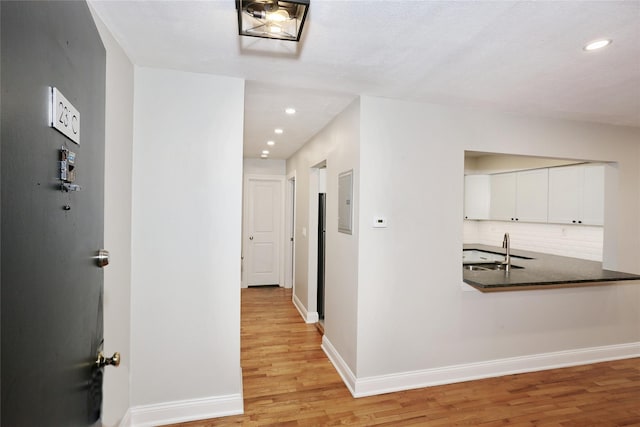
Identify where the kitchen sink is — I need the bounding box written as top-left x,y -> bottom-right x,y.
463,249 -> 532,263
463,263 -> 524,271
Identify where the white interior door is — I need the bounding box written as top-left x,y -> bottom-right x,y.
246,177 -> 283,286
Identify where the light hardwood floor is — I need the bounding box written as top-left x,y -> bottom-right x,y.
169,287 -> 640,426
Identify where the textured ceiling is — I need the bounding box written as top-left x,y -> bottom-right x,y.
89,0 -> 640,159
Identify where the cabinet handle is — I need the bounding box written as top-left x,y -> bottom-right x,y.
578,220 -> 582,224
572,220 -> 576,223
515,218 -> 519,221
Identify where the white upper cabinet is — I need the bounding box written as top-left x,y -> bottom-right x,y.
490,169 -> 548,223
489,173 -> 516,221
548,164 -> 604,225
464,175 -> 490,220
515,169 -> 549,223
547,166 -> 581,223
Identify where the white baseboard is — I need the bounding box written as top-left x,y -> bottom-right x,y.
118,408 -> 132,427
292,293 -> 319,323
128,393 -> 243,427
321,336 -> 357,394
322,336 -> 640,398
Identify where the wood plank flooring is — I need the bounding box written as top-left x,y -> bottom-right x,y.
169,287 -> 640,426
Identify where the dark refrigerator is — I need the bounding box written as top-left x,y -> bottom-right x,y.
317,193 -> 326,320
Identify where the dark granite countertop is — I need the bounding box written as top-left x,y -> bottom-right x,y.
463,244 -> 640,292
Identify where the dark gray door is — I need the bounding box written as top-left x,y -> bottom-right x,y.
1,1 -> 106,426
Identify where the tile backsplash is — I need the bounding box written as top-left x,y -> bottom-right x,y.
463,220 -> 603,261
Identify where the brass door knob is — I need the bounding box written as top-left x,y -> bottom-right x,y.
96,351 -> 120,368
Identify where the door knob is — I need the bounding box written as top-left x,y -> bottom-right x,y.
95,249 -> 110,268
96,351 -> 120,368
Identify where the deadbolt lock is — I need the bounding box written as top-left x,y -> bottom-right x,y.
96,351 -> 120,368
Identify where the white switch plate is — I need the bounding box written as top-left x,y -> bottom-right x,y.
373,216 -> 387,228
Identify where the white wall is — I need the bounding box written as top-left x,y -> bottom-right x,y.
318,168 -> 327,193
286,100 -> 360,370
323,104 -> 360,374
243,158 -> 285,176
130,68 -> 244,421
89,7 -> 134,426
356,96 -> 640,383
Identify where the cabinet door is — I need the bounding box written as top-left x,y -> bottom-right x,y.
516,169 -> 549,223
464,175 -> 490,220
548,166 -> 581,224
490,173 -> 516,221
581,165 -> 604,225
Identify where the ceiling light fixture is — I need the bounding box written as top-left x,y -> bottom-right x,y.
236,0 -> 310,42
584,39 -> 612,51
267,140 -> 275,146
274,128 -> 283,134
262,150 -> 270,154
285,107 -> 296,115
261,154 -> 268,158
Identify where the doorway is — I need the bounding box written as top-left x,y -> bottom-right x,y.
312,165 -> 327,324
317,191 -> 326,321
285,174 -> 296,290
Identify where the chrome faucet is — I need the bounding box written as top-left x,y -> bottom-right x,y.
502,233 -> 511,272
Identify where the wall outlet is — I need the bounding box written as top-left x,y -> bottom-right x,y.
373,216 -> 387,228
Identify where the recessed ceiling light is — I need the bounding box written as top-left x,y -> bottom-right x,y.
262,150 -> 269,154
267,140 -> 275,146
260,154 -> 268,159
584,39 -> 612,51
274,128 -> 283,134
285,107 -> 296,115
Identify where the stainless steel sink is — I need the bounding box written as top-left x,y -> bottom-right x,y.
463,249 -> 533,263
463,264 -> 491,271
463,263 -> 523,271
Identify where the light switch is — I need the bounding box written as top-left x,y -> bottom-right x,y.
373,216 -> 387,228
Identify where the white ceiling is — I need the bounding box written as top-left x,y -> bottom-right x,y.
89,0 -> 640,160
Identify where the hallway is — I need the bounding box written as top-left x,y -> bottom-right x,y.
170,287 -> 640,426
